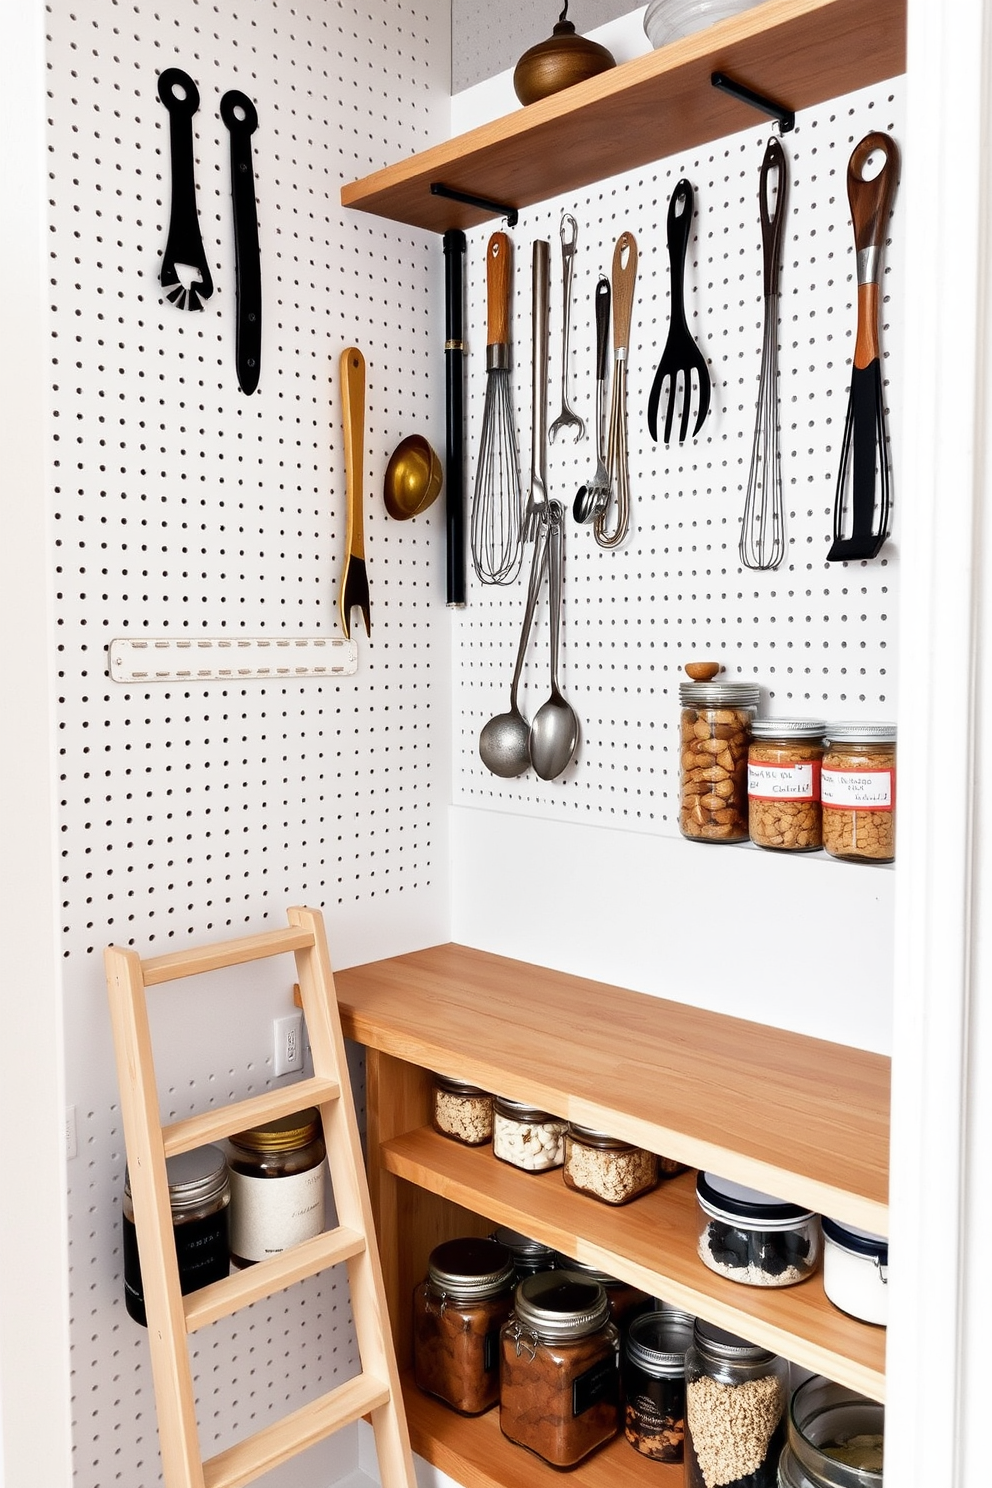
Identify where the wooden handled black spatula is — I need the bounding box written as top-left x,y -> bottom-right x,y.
337,347 -> 370,640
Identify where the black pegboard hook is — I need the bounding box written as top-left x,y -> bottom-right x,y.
711,72 -> 795,134
430,182 -> 518,227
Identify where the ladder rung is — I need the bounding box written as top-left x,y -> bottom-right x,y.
141,925 -> 315,985
202,1372 -> 391,1488
162,1076 -> 340,1157
184,1225 -> 367,1332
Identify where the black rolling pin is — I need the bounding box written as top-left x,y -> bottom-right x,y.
443,229 -> 467,608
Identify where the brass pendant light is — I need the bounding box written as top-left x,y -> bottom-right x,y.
513,2 -> 616,106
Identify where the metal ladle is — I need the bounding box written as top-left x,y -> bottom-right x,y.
529,502 -> 579,779
479,517 -> 550,778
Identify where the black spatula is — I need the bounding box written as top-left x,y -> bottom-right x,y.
827,133 -> 899,562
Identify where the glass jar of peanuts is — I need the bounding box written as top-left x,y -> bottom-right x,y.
747,719 -> 826,852
562,1125 -> 659,1205
679,664 -> 760,843
821,723 -> 896,863
683,1319 -> 789,1488
431,1074 -> 493,1147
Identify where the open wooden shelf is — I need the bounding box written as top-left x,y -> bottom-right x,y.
340,0 -> 906,232
382,1128 -> 885,1402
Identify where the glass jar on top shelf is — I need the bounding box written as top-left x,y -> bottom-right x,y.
431,1073 -> 493,1146
562,1124 -> 659,1205
679,662 -> 760,843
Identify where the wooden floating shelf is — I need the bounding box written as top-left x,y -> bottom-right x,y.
340,0 -> 906,232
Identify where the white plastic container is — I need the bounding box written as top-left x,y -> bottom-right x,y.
821,1218 -> 888,1326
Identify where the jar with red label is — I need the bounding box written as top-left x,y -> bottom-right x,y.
747,720 -> 826,852
821,723 -> 896,863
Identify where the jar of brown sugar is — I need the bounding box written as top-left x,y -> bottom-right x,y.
821,723 -> 896,863
431,1073 -> 493,1146
499,1270 -> 619,1467
748,719 -> 826,851
679,664 -> 760,844
413,1237 -> 515,1415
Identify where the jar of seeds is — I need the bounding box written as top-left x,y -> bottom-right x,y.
683,1319 -> 789,1488
679,663 -> 760,843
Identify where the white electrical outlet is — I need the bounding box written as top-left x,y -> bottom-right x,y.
273,1013 -> 304,1076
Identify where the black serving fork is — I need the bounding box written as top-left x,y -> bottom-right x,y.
157,69 -> 214,311
647,178 -> 710,445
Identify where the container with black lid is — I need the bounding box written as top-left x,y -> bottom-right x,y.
695,1171 -> 820,1287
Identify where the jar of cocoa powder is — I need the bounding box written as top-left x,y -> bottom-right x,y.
413,1237 -> 515,1415
679,664 -> 760,844
499,1270 -> 620,1467
747,720 -> 826,852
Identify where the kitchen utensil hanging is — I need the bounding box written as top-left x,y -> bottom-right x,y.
157,69 -> 214,311
524,240 -> 552,540
471,232 -> 523,585
478,516 -> 550,779
827,132 -> 899,562
443,230 -> 467,607
739,137 -> 788,570
550,213 -> 585,444
647,178 -> 710,444
597,231 -> 637,548
337,346 -> 371,640
574,276 -> 612,525
528,502 -> 579,780
220,90 -> 261,394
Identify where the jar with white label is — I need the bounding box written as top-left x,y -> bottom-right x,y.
821,1217 -> 888,1326
821,723 -> 896,862
492,1096 -> 566,1172
226,1107 -> 325,1267
747,720 -> 826,852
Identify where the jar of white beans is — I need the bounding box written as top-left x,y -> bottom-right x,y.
492,1096 -> 566,1172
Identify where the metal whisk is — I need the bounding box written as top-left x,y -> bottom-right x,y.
471,231 -> 523,585
739,137 -> 788,571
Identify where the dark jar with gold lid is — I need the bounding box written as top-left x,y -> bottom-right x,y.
226,1107 -> 325,1267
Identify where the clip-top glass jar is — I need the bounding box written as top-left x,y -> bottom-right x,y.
684,1319 -> 789,1488
777,1374 -> 884,1486
226,1107 -> 325,1267
499,1271 -> 620,1467
623,1309 -> 694,1462
122,1145 -> 230,1326
748,719 -> 826,852
679,664 -> 761,843
413,1237 -> 515,1415
821,723 -> 896,862
431,1073 -> 493,1147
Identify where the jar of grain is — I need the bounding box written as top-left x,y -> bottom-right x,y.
562,1125 -> 659,1205
747,719 -> 826,852
683,1319 -> 789,1488
622,1309 -> 694,1461
413,1236 -> 515,1415
499,1271 -> 619,1467
431,1073 -> 493,1146
821,723 -> 896,862
679,664 -> 760,843
492,1096 -> 566,1172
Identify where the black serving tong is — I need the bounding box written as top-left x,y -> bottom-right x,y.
157,69 -> 213,311
220,90 -> 262,394
827,132 -> 899,562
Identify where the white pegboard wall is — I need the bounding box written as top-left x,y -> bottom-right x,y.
47,0 -> 450,1485
454,79 -> 904,828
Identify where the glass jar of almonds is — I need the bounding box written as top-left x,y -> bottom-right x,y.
821,723 -> 896,863
679,664 -> 760,844
747,720 -> 826,852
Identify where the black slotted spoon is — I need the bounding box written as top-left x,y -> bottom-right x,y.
647,178 -> 710,445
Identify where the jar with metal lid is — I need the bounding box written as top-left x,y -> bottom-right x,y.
679,663 -> 761,843
431,1073 -> 493,1147
821,723 -> 896,862
684,1319 -> 789,1488
562,1124 -> 659,1205
696,1171 -> 820,1287
748,719 -> 826,851
553,1252 -> 652,1334
489,1226 -> 556,1279
821,1218 -> 888,1326
623,1308 -> 694,1461
226,1107 -> 325,1267
122,1145 -> 230,1326
492,1096 -> 566,1172
499,1270 -> 619,1467
778,1374 -> 884,1486
413,1237 -> 515,1415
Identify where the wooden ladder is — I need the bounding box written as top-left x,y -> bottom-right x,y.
104,905 -> 415,1488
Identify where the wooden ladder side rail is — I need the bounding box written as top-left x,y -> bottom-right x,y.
288,905 -> 416,1488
